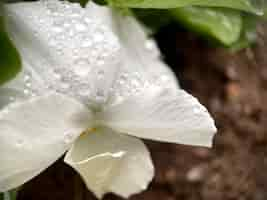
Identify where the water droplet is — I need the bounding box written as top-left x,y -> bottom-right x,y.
95,90 -> 106,104
97,70 -> 104,79
33,0 -> 121,104
23,89 -> 30,95
82,39 -> 93,48
25,82 -> 32,87
93,33 -> 104,43
15,139 -> 25,148
52,26 -> 63,33
64,132 -> 74,144
53,72 -> 62,80
75,23 -> 87,32
84,17 -> 91,24
145,39 -> 156,51
193,107 -> 202,115
9,96 -> 15,102
74,58 -> 91,76
24,75 -> 31,82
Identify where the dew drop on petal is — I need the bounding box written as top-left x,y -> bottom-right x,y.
64,132 -> 75,144
15,139 -> 25,148
145,39 -> 156,51
28,0 -> 121,104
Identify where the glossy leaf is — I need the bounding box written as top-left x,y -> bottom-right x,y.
170,7 -> 242,45
133,9 -> 172,32
229,14 -> 258,51
104,0 -> 265,15
0,6 -> 21,86
67,0 -> 90,7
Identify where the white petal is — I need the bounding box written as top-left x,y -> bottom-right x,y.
100,87 -> 217,147
0,93 -> 92,192
4,0 -> 121,106
0,88 -> 26,109
0,64 -> 49,110
111,11 -> 179,91
84,2 -> 179,106
64,127 -> 154,199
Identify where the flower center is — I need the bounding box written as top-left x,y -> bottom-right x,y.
80,127 -> 98,138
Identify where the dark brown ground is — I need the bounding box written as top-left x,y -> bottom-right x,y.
18,23 -> 267,200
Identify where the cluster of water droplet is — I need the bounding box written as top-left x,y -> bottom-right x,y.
143,39 -> 174,87
4,0 -> 176,110
110,71 -> 148,105
22,72 -> 39,97
26,0 -> 120,104
109,38 -> 174,105
0,68 -> 44,107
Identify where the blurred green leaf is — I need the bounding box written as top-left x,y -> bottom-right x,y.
9,189 -> 18,200
0,190 -> 18,200
170,7 -> 242,46
104,0 -> 265,15
93,0 -> 108,5
133,9 -> 172,32
0,5 -> 22,86
229,14 -> 258,51
67,0 -> 90,7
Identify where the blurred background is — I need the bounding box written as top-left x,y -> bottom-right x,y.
15,13 -> 267,200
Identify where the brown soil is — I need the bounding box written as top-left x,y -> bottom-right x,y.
18,23 -> 267,200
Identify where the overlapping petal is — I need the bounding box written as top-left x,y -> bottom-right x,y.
101,86 -> 216,147
85,2 -> 179,92
0,1 -> 217,197
4,1 -> 121,105
0,93 -> 92,192
64,127 -> 154,199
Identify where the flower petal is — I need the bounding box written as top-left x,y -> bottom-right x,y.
0,93 -> 92,192
111,11 -> 180,91
4,0 -> 121,105
0,64 -> 48,110
101,87 -> 217,147
87,2 -> 179,90
64,127 -> 154,199
0,88 -> 26,109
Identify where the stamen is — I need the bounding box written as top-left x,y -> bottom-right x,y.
80,127 -> 98,138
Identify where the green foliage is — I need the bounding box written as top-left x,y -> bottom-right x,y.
0,5 -> 22,86
9,190 -> 18,200
93,0 -> 108,5
170,7 -> 242,46
228,14 -> 258,51
104,0 -> 264,50
134,6 -> 260,48
67,0 -> 89,7
0,190 -> 18,200
133,9 -> 172,32
103,0 -> 265,15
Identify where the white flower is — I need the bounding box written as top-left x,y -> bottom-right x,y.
0,0 -> 217,199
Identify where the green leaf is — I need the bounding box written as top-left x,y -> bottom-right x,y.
104,0 -> 265,15
93,0 -> 108,5
9,190 -> 18,200
133,9 -> 172,32
228,14 -> 258,51
67,0 -> 90,7
0,190 -> 18,200
170,7 -> 242,46
0,6 -> 22,86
